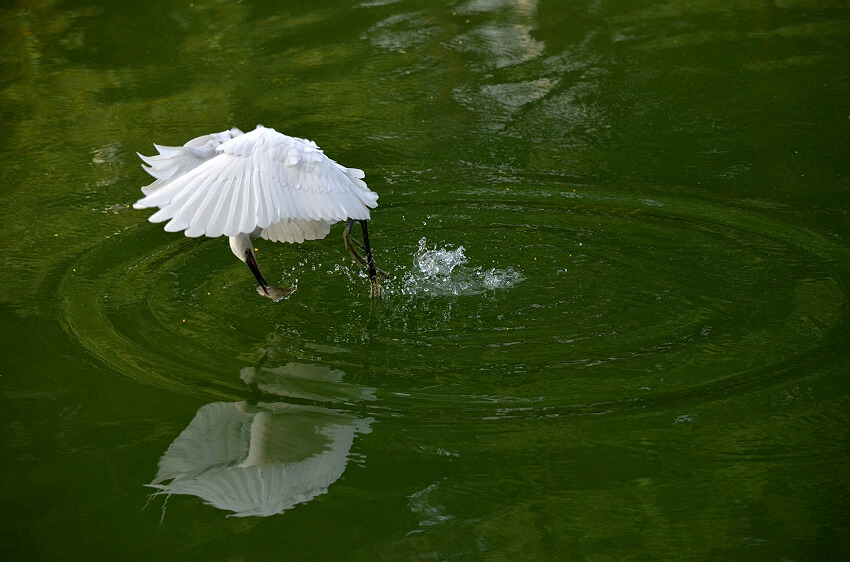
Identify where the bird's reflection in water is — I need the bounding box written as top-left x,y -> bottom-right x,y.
240,362 -> 376,404
147,363 -> 374,518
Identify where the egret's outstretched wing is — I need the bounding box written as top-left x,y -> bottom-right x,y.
133,125 -> 378,238
137,128 -> 244,195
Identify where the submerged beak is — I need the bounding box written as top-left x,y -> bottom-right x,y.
245,251 -> 269,295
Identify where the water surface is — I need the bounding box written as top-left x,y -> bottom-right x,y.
1,0 -> 848,559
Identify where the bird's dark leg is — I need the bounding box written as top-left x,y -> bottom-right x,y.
344,219 -> 386,298
359,219 -> 380,297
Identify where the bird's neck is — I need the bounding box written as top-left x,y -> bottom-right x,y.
229,233 -> 253,262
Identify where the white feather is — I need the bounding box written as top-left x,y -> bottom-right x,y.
134,125 -> 378,239
260,219 -> 332,244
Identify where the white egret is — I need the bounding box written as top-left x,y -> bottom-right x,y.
133,125 -> 385,299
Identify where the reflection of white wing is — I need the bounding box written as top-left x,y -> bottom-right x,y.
148,402 -> 372,517
133,125 -> 378,239
240,362 -> 377,403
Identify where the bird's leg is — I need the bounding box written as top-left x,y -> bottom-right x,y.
343,219 -> 386,298
359,219 -> 380,298
343,219 -> 365,265
344,220 -> 388,277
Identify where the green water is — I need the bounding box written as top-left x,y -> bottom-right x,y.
2,0 -> 849,559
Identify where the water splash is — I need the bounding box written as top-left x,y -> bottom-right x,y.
400,238 -> 523,296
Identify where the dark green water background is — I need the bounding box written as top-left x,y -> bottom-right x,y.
1,0 -> 848,559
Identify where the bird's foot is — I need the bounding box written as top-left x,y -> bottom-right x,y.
370,277 -> 383,299
347,244 -> 389,280
344,221 -> 388,299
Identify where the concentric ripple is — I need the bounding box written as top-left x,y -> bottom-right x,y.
57,189 -> 848,419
